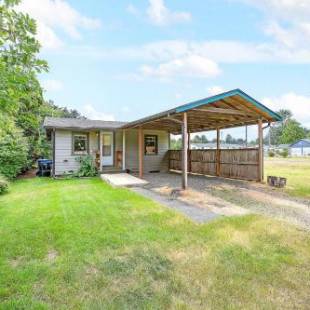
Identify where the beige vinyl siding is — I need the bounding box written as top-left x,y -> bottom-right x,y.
89,131 -> 99,155
125,129 -> 169,172
54,130 -> 98,175
114,130 -> 123,168
54,129 -> 168,175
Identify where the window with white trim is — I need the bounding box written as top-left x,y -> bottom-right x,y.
144,135 -> 158,155
72,133 -> 88,155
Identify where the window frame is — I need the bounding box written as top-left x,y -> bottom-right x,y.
72,132 -> 89,156
144,134 -> 158,156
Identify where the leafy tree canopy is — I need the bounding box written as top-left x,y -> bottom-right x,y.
268,109 -> 307,145
279,120 -> 306,144
0,0 -> 84,177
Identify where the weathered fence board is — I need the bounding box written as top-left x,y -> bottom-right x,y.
169,148 -> 259,181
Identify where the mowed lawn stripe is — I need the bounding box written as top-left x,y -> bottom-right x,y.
0,178 -> 309,309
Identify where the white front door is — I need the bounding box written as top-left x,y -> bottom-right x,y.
102,132 -> 114,166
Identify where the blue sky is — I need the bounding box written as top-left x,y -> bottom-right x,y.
18,0 -> 310,140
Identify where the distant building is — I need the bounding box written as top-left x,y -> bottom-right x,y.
289,139 -> 310,156
264,144 -> 291,156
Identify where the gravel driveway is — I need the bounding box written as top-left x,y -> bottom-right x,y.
142,172 -> 310,230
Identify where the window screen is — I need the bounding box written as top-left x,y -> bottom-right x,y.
144,135 -> 158,155
73,133 -> 88,155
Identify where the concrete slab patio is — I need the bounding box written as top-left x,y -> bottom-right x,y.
101,173 -> 148,187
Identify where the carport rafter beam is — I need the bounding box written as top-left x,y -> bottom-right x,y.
192,107 -> 253,116
163,116 -> 183,125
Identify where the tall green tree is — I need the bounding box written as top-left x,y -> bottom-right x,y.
0,0 -> 48,177
279,120 -> 306,144
267,109 -> 308,145
0,0 -> 85,177
0,0 -> 48,114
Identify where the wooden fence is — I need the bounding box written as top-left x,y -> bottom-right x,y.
169,148 -> 260,181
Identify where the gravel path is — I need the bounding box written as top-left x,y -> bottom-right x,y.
131,187 -> 221,224
141,172 -> 310,230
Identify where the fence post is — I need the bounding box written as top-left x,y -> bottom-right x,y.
182,113 -> 188,189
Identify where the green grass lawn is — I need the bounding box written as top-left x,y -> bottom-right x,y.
0,178 -> 310,309
265,157 -> 310,199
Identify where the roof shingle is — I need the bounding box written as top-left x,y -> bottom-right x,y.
43,117 -> 127,130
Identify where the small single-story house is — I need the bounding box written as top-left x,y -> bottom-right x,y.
43,118 -> 170,175
43,89 -> 281,188
290,139 -> 310,156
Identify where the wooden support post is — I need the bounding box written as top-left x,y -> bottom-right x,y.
188,130 -> 191,173
168,132 -> 171,170
138,126 -> 143,178
245,125 -> 248,148
168,132 -> 171,150
216,128 -> 220,176
258,119 -> 263,182
122,129 -> 126,171
182,113 -> 188,189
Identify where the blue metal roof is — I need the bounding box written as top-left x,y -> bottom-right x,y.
290,139 -> 310,148
175,89 -> 282,121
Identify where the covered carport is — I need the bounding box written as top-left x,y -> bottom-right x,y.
123,89 -> 282,189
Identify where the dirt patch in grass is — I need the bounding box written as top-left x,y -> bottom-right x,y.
17,169 -> 37,179
209,185 -> 310,230
46,249 -> 58,262
9,257 -> 24,268
153,185 -> 250,217
240,188 -> 310,211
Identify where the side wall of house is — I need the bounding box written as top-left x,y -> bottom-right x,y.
54,130 -> 98,175
124,129 -> 169,172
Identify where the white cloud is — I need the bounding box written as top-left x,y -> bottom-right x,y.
42,79 -> 64,92
262,92 -> 310,128
127,4 -> 140,16
207,86 -> 226,96
71,38 -> 310,82
241,0 -> 310,20
140,55 -> 221,80
81,104 -> 115,121
147,0 -> 191,26
37,22 -> 64,50
17,0 -> 101,49
77,39 -> 310,64
236,0 -> 310,49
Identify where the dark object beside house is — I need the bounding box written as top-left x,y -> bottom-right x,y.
267,176 -> 287,188
37,159 -> 53,177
